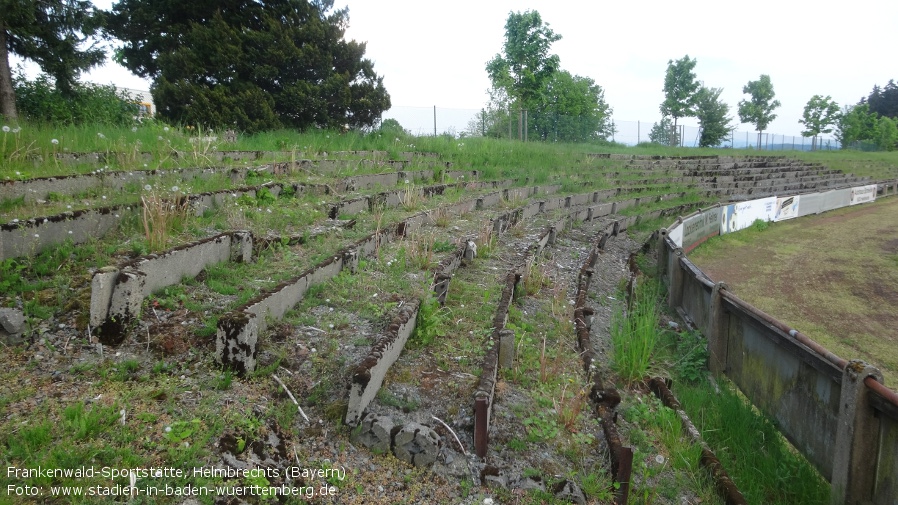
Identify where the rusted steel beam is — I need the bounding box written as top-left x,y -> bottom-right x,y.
865,376 -> 898,411
593,383 -> 631,505
648,378 -> 747,505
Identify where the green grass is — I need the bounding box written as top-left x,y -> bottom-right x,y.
611,277 -> 666,384
4,119 -> 895,504
675,379 -> 830,504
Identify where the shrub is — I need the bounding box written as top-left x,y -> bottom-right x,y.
13,73 -> 138,126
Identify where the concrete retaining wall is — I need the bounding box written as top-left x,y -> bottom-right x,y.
346,301 -> 421,425
661,184 -> 898,505
89,231 -> 253,343
1,206 -> 126,261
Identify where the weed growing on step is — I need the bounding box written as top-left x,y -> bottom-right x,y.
611,277 -> 665,384
141,185 -> 190,251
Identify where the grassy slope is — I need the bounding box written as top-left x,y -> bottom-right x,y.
1,122 -> 896,504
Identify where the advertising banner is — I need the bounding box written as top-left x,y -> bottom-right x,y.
774,195 -> 801,221
681,207 -> 722,253
667,222 -> 683,248
796,192 -> 824,217
827,188 -> 852,210
849,185 -> 877,205
721,197 -> 777,234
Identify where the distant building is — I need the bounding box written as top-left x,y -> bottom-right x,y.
121,88 -> 154,117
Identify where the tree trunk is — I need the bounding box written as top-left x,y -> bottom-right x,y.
757,131 -> 762,150
0,24 -> 18,120
672,116 -> 679,147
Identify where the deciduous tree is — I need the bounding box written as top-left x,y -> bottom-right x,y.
532,70 -> 613,142
660,55 -> 700,144
836,104 -> 878,150
876,116 -> 898,151
799,95 -> 840,150
486,10 -> 561,114
695,86 -> 732,148
0,0 -> 105,119
107,0 -> 390,132
737,74 -> 781,149
648,116 -> 675,146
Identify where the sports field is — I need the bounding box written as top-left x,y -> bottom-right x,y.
689,196 -> 898,386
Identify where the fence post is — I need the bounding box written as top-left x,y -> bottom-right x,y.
831,360 -> 883,504
668,247 -> 685,309
656,228 -> 669,277
708,282 -> 729,375
433,105 -> 437,136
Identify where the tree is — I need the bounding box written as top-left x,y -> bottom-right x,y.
865,80 -> 898,119
0,0 -> 106,119
799,95 -> 840,151
836,104 -> 879,150
737,74 -> 781,149
648,116 -> 676,146
532,70 -> 613,142
486,10 -> 561,115
876,116 -> 898,151
694,86 -> 733,148
107,0 -> 390,133
660,55 -> 700,144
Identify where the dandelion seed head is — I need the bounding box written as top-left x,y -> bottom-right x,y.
144,184 -> 152,191
51,139 -> 59,145
2,126 -> 9,132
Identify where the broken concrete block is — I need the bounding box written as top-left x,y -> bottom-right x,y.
552,479 -> 587,504
89,266 -> 119,328
393,422 -> 440,467
498,329 -> 515,368
230,231 -> 253,263
0,308 -> 26,345
512,476 -> 546,493
350,414 -> 394,455
216,311 -> 258,375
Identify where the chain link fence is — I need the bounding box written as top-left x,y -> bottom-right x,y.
383,105 -> 840,150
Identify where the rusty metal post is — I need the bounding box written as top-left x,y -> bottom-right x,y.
474,395 -> 489,458
831,360 -> 883,504
668,248 -> 685,309
708,282 -> 729,375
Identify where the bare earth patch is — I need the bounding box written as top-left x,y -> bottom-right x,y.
689,197 -> 898,385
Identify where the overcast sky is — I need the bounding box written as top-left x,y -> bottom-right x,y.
15,0 -> 897,140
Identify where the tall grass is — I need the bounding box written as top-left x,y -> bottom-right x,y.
611,277 -> 664,384
675,379 -> 830,504
141,186 -> 190,251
